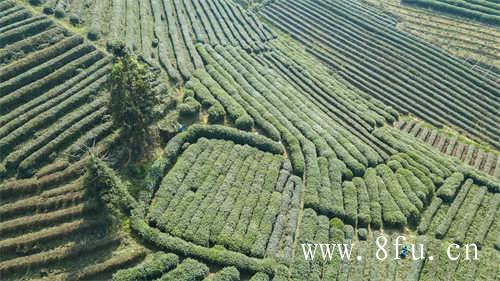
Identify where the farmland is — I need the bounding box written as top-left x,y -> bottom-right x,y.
364,0 -> 500,72
1,0 -> 499,280
402,0 -> 500,26
23,0 -> 275,82
262,0 -> 500,148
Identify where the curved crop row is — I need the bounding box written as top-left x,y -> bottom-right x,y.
262,0 -> 500,148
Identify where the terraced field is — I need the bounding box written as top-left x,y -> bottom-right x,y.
1,0 -> 499,280
0,3 -> 114,178
261,0 -> 500,148
396,119 -> 499,178
24,0 -> 275,82
364,0 -> 500,73
402,0 -> 500,26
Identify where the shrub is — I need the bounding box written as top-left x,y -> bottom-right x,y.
54,8 -> 65,18
474,193 -> 500,248
111,251 -> 179,281
435,179 -> 472,239
249,272 -> 270,281
376,175 -> 407,226
157,258 -> 208,281
235,114 -> 254,131
152,38 -> 159,48
461,168 -> 500,193
353,177 -> 371,226
417,197 -> 442,234
208,104 -> 225,123
84,156 -> 138,220
67,13 -> 79,25
436,172 -> 465,202
130,213 -> 284,276
179,97 -> 201,118
43,6 -> 55,15
363,168 -> 382,228
387,160 -> 403,171
453,186 -> 486,245
377,164 -> 419,222
87,28 -> 101,41
342,181 -> 357,225
396,172 -> 423,211
358,228 -> 368,240
205,266 -> 240,281
185,125 -> 284,155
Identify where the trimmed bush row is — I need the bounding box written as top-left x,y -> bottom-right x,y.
147,139 -> 231,226
184,124 -> 284,155
353,177 -> 371,226
18,106 -> 107,173
0,218 -> 101,257
342,181 -> 358,225
249,272 -> 270,281
0,35 -> 83,82
402,0 -> 500,25
203,266 -> 240,281
148,138 -> 294,261
474,193 -> 499,248
194,67 -> 252,128
266,174 -> 300,259
377,164 -> 419,222
111,251 -> 179,281
179,96 -> 201,117
396,171 -> 424,211
185,76 -> 222,108
436,172 -> 465,202
262,0 -> 499,147
0,50 -> 104,113
0,74 -> 105,154
198,45 -> 305,175
4,98 -> 106,171
0,56 -> 110,131
229,46 -> 380,171
65,247 -> 147,281
0,43 -> 93,96
453,185 -> 487,245
131,212 -> 285,276
259,48 -> 396,158
417,197 -> 442,234
375,170 -> 407,226
0,26 -> 66,65
460,168 -> 500,193
435,179 -> 472,239
397,168 -> 430,203
0,236 -> 120,276
0,8 -> 31,28
35,160 -> 69,178
404,235 -> 428,281
157,258 -> 208,281
143,133 -> 187,193
0,163 -> 83,199
0,18 -> 53,48
200,48 -> 282,142
1,15 -> 49,37
65,121 -> 114,160
363,168 -> 383,228
0,185 -> 83,221
0,201 -> 95,237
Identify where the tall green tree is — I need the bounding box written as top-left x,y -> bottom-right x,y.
108,46 -> 156,158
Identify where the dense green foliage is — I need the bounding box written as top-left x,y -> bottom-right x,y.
108,50 -> 156,157
403,0 -> 500,25
1,1 -> 499,280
